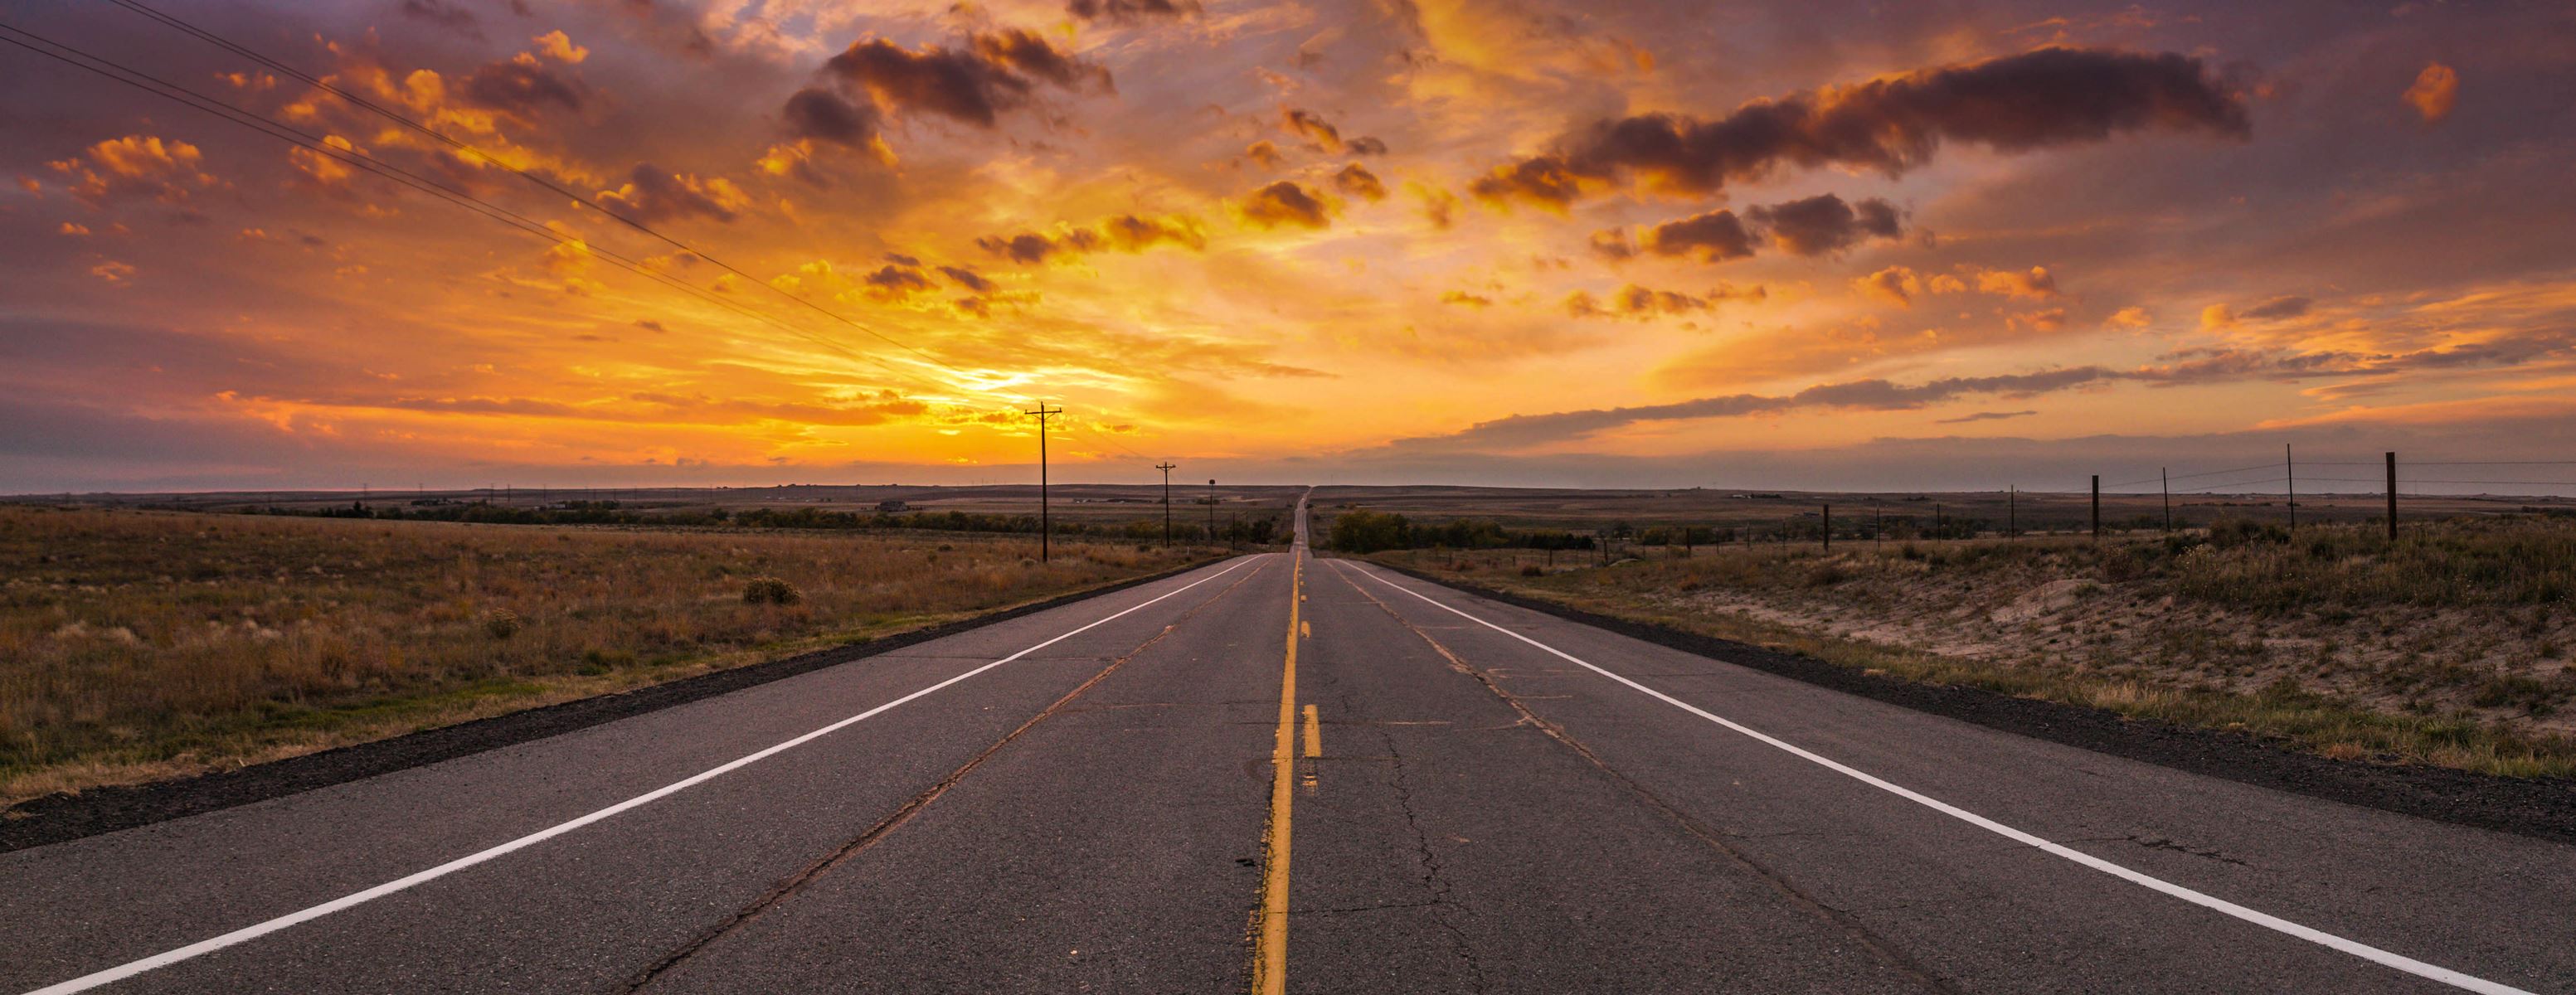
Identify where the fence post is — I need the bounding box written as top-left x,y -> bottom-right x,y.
2386,451 -> 2398,541
2161,468 -> 2172,532
1821,503 -> 1831,551
2091,475 -> 2101,539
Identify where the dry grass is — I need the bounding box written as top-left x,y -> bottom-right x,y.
1375,517 -> 2576,779
1,507 -> 1213,807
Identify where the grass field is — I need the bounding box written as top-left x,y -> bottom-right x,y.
1369,517 -> 2576,779
0,507 -> 1218,808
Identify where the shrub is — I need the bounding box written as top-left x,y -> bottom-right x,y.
482,608 -> 524,639
741,576 -> 804,605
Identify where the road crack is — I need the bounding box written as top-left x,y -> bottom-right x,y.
1377,718 -> 1488,993
618,560 -> 1270,993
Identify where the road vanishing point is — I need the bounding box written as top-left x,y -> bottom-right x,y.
5,493 -> 2571,994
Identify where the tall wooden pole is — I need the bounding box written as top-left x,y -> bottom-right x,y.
2386,451 -> 2399,541
2091,475 -> 2100,540
1155,460 -> 1177,546
1026,403 -> 1062,562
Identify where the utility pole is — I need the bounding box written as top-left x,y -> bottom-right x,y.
1155,461 -> 1177,546
1206,478 -> 1217,542
2091,475 -> 2100,540
2386,451 -> 2399,542
1026,403 -> 1062,563
2285,444 -> 2297,531
2161,468 -> 2172,532
1821,503 -> 1830,551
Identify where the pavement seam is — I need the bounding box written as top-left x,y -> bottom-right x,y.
615,558 -> 1273,993
1327,558 -> 1967,995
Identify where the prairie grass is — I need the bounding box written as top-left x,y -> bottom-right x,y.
1375,517 -> 2576,779
1,507 -> 1213,807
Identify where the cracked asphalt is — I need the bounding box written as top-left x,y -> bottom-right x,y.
3,500 -> 2574,994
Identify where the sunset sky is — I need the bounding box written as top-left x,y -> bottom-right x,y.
4,0 -> 2573,493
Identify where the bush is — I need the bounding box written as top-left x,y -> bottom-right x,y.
482,608 -> 524,639
1520,564 -> 1543,577
741,576 -> 804,605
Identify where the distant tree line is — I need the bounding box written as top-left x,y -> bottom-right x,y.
248,501 -> 1284,544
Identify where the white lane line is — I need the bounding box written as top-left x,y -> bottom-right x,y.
22,557 -> 1261,995
1335,561 -> 2535,995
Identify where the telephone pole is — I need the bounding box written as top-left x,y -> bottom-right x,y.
1155,460 -> 1178,546
1026,403 -> 1062,562
1206,478 -> 1217,541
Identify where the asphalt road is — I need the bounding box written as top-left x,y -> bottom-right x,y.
5,494 -> 2573,994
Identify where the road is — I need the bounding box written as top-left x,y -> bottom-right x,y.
4,493 -> 2573,993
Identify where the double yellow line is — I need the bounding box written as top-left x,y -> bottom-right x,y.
1252,546 -> 1301,994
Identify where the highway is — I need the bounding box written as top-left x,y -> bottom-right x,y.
4,493 -> 2572,993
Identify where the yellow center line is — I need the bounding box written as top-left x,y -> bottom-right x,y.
1253,547 -> 1301,995
1301,704 -> 1322,759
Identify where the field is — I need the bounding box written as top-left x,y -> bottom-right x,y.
0,506 -> 1218,808
1368,517 -> 2576,779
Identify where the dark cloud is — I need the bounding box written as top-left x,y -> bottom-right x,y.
782,87 -> 883,148
1403,368 -> 2120,450
1332,163 -> 1387,201
1637,209 -> 1755,262
937,265 -> 994,293
976,213 -> 1204,264
1237,181 -> 1333,229
396,0 -> 481,38
1477,46 -> 2248,207
1283,108 -> 1386,156
1245,139 -> 1285,169
2239,294 -> 2314,320
1936,410 -> 2039,424
862,263 -> 936,299
1067,0 -> 1200,22
817,31 -> 1107,129
463,55 -> 585,118
594,164 -> 741,223
1743,194 -> 1903,255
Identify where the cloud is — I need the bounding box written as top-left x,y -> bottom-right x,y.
532,30 -> 588,64
1331,163 -> 1387,201
976,212 -> 1205,264
1566,283 -> 1764,320
595,164 -> 750,223
1399,367 -> 2121,450
398,0 -> 481,38
1854,265 -> 1923,305
2238,294 -> 2312,320
2403,62 -> 2459,124
2204,294 -> 2311,327
1973,265 -> 2058,299
861,262 -> 936,300
816,30 -> 1107,130
1236,180 -> 1333,229
1477,46 -> 2248,206
1409,182 -> 1458,230
1936,410 -> 2039,424
1067,0 -> 1200,22
1283,108 -> 1385,155
937,265 -> 994,293
2106,306 -> 2151,328
1244,140 -> 1285,169
1743,194 -> 1903,256
464,53 -> 586,119
777,88 -> 892,168
1635,209 -> 1755,262
46,135 -> 216,207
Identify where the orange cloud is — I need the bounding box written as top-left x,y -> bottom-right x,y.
47,135 -> 217,206
1235,181 -> 1334,229
2403,62 -> 2458,124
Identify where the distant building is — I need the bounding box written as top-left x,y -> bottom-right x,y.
877,499 -> 910,512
